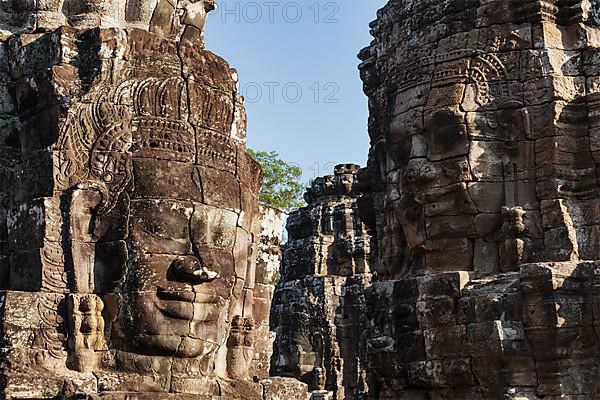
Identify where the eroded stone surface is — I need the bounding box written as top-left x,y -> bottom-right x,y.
271,165 -> 373,399
0,4 -> 305,399
351,0 -> 600,398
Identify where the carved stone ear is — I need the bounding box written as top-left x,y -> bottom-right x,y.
66,187 -> 104,294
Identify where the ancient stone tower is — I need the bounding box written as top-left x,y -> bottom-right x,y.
0,1 -> 305,398
269,0 -> 600,399
358,0 -> 600,398
271,165 -> 373,399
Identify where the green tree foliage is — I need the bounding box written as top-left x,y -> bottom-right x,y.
247,148 -> 305,213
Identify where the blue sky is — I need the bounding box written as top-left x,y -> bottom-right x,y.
204,1 -> 387,182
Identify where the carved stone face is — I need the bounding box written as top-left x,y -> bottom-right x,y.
179,0 -> 215,32
119,198 -> 245,359
385,46 -> 538,276
51,33 -> 260,376
358,2 -> 599,278
108,75 -> 258,366
0,12 -> 267,396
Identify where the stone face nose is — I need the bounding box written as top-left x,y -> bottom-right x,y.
169,255 -> 219,285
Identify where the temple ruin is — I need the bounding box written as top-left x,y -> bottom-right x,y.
0,0 -> 304,398
3,0 -> 600,399
271,0 -> 600,399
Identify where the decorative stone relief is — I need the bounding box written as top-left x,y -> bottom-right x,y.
352,0 -> 600,398
67,294 -> 107,372
0,3 -> 306,399
271,165 -> 373,399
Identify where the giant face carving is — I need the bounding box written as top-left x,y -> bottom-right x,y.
108,73 -> 258,367
0,0 -> 266,394
52,25 -> 260,382
380,35 -> 542,277
116,165 -> 252,361
358,3 -> 600,279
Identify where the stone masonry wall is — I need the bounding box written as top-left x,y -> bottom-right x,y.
0,2 -> 306,398
354,0 -> 600,398
271,165 -> 372,400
